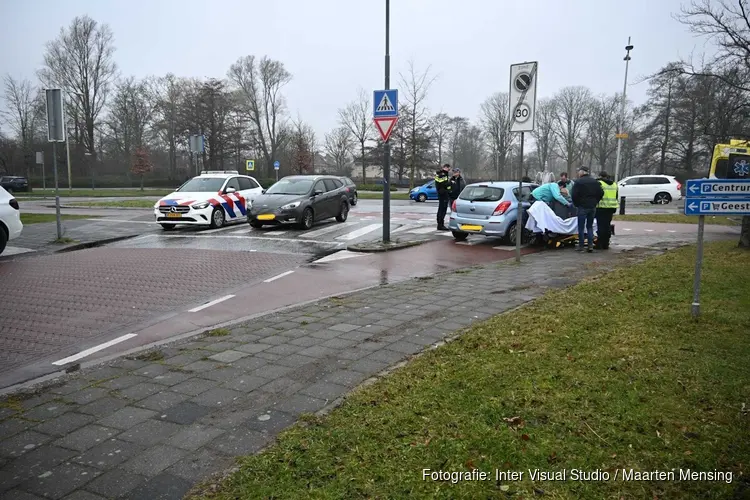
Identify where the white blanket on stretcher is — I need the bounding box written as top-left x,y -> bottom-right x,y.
525,201 -> 597,234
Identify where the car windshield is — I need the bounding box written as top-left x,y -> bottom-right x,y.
176,177 -> 225,192
459,186 -> 504,202
265,178 -> 314,195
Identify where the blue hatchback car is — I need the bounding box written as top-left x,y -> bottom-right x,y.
409,181 -> 438,202
448,181 -> 538,244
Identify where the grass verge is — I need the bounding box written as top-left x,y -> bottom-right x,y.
192,241 -> 750,500
69,200 -> 156,209
614,213 -> 741,225
20,213 -> 96,225
20,189 -> 170,198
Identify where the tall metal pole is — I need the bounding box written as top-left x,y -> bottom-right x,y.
52,142 -> 62,240
691,215 -> 705,318
516,132 -> 524,262
65,124 -> 73,191
613,37 -> 633,184
382,0 -> 391,243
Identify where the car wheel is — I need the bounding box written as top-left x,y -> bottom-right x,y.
209,207 -> 225,228
506,222 -> 530,245
654,192 -> 672,204
160,224 -> 176,231
299,208 -> 314,230
417,193 -> 427,202
452,230 -> 468,242
351,193 -> 358,206
336,201 -> 349,222
249,221 -> 263,229
0,227 -> 7,255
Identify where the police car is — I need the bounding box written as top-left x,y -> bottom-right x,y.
154,171 -> 264,230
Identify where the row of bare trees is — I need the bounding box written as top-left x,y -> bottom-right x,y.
2,3 -> 750,196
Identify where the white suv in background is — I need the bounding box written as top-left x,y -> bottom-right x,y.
617,175 -> 683,204
0,187 -> 23,255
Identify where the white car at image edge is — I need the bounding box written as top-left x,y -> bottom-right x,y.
154,171 -> 264,230
617,174 -> 683,204
0,186 -> 23,255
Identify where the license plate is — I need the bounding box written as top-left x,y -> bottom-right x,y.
166,213 -> 182,218
460,224 -> 483,231
257,214 -> 276,220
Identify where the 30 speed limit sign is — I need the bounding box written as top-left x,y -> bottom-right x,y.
514,103 -> 531,123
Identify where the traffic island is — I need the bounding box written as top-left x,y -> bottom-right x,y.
347,238 -> 427,253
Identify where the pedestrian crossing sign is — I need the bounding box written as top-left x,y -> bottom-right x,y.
373,89 -> 398,118
246,159 -> 254,171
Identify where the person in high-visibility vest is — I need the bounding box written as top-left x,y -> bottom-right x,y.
595,171 -> 618,249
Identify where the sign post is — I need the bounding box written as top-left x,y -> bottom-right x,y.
509,61 -> 538,262
684,178 -> 750,317
374,84 -> 398,242
35,151 -> 45,193
274,160 -> 280,182
45,89 -> 66,240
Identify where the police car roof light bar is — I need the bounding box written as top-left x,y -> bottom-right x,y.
200,170 -> 239,175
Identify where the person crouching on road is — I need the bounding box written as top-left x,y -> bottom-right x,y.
595,171 -> 618,250
571,166 -> 604,253
435,163 -> 452,230
449,168 -> 465,212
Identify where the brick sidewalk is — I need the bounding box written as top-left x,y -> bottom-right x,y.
0,244 -> 669,499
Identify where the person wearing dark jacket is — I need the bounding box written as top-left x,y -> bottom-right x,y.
434,163 -> 452,230
449,168 -> 465,207
571,166 -> 604,252
595,171 -> 618,249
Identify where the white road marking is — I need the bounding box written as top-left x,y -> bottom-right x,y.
90,219 -> 155,224
455,239 -> 483,246
129,234 -> 157,242
268,230 -> 287,235
622,228 -> 632,231
52,334 -> 138,366
161,234 -> 338,245
230,226 -> 250,234
391,224 -> 414,234
312,250 -> 366,263
264,270 -> 295,283
438,232 -> 455,237
644,229 -> 654,232
298,223 -> 346,239
336,223 -> 382,241
667,230 -> 676,233
188,294 -> 235,313
202,224 -> 245,234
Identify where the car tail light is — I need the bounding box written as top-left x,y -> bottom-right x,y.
9,199 -> 19,210
345,187 -> 350,192
451,200 -> 456,211
492,201 -> 511,216
676,181 -> 682,191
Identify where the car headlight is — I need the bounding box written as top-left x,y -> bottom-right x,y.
191,201 -> 210,209
281,202 -> 301,210
154,202 -> 160,209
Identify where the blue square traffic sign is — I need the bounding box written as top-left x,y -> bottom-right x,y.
373,90 -> 398,118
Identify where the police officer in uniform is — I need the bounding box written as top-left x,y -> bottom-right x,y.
595,171 -> 618,249
434,163 -> 452,230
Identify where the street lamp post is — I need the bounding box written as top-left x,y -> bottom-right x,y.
613,37 -> 633,184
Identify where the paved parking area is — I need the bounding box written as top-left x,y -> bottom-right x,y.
0,244 -> 666,500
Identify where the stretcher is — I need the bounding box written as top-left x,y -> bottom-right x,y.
524,201 -> 599,249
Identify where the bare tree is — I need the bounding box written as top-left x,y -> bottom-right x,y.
105,77 -> 155,168
152,74 -> 185,181
324,126 -> 353,175
339,88 -> 372,183
430,113 -> 452,165
39,15 -> 117,158
1,76 -> 41,178
588,94 -> 620,171
531,98 -> 557,172
672,0 -> 750,247
290,117 -> 316,174
552,86 -> 593,173
228,55 -> 292,176
480,92 -> 515,179
399,61 -> 437,186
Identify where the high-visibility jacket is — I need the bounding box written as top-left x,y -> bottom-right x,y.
435,172 -> 452,195
597,180 -> 618,209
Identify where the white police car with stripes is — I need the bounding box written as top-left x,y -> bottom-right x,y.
154,171 -> 264,230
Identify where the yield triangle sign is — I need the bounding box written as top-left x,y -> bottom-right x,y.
374,116 -> 398,142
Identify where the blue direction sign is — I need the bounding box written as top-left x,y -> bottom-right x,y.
686,179 -> 750,197
373,89 -> 398,118
273,160 -> 280,170
685,198 -> 750,215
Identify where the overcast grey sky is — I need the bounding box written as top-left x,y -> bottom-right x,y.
1,0 -> 713,139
